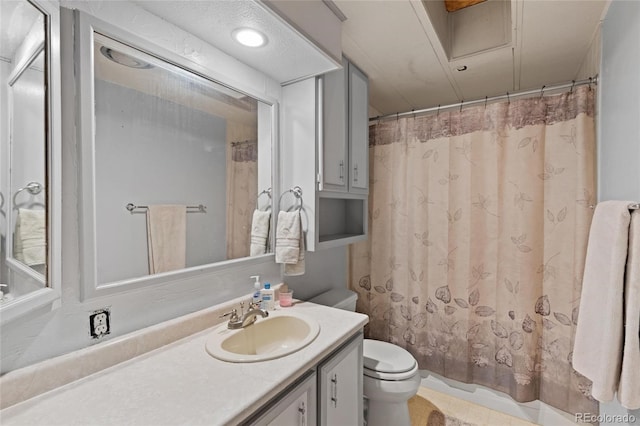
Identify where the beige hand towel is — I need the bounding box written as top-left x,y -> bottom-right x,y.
284,225 -> 305,276
146,205 -> 186,274
13,209 -> 45,266
250,209 -> 271,256
275,210 -> 301,264
618,209 -> 640,410
573,200 -> 633,403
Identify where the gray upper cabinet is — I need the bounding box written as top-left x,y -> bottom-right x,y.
282,57 -> 369,251
318,57 -> 369,195
319,57 -> 348,192
347,62 -> 369,194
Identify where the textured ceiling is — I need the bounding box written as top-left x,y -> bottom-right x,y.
132,0 -> 338,84
335,0 -> 609,116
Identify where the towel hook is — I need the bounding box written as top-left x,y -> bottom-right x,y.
278,186 -> 303,212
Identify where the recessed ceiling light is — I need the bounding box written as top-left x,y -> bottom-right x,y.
232,28 -> 267,48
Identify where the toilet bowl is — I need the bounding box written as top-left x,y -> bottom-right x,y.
309,289 -> 421,426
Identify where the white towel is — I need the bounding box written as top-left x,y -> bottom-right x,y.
250,209 -> 271,256
618,209 -> 640,409
284,226 -> 305,276
146,205 -> 186,274
275,210 -> 305,275
573,201 -> 633,403
13,208 -> 45,266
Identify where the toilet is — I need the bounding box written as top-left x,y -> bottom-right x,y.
309,289 -> 421,426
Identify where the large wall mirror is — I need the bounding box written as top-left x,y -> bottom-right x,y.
0,0 -> 61,323
77,13 -> 276,299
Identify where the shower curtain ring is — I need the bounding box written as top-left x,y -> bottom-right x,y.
437,104 -> 440,119
570,80 -> 576,93
484,96 -> 488,109
459,100 -> 464,113
588,77 -> 593,91
506,92 -> 510,104
540,85 -> 545,99
396,112 -> 399,121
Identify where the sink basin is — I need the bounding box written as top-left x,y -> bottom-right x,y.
205,311 -> 320,362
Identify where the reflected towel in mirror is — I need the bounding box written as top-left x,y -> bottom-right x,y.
250,209 -> 271,256
13,208 -> 45,266
146,205 -> 186,274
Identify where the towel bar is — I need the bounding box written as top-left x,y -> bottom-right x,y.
125,203 -> 206,213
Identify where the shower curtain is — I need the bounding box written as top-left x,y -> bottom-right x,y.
349,85 -> 597,415
226,139 -> 257,259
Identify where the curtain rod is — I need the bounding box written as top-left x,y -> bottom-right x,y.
370,76 -> 598,122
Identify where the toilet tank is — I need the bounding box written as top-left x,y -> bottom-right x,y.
308,288 -> 358,312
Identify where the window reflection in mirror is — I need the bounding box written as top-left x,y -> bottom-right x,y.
1,0 -> 48,303
93,34 -> 272,285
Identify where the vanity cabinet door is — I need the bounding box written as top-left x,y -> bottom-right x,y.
318,57 -> 348,192
247,371 -> 317,426
348,62 -> 369,195
318,333 -> 363,426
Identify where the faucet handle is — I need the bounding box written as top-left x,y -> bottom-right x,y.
249,301 -> 261,310
219,308 -> 238,321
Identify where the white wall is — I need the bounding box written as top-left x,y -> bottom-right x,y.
598,0 -> 640,202
597,1 -> 640,424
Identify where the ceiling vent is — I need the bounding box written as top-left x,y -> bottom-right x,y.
422,0 -> 512,60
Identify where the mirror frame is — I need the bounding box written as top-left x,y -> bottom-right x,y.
0,0 -> 62,324
75,11 -> 279,300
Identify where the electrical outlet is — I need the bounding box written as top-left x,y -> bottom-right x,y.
89,308 -> 111,339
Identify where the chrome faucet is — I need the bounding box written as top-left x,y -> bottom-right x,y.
239,307 -> 269,328
219,301 -> 269,329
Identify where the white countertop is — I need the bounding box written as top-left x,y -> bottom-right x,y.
1,302 -> 368,426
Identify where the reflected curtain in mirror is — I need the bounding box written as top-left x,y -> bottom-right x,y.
226,139 -> 258,259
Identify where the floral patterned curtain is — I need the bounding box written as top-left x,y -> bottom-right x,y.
349,85 -> 597,415
226,140 -> 257,259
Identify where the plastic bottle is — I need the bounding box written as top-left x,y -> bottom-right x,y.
250,275 -> 262,306
260,283 -> 275,311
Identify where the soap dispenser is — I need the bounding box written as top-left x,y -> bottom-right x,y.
250,275 -> 262,306
260,283 -> 275,311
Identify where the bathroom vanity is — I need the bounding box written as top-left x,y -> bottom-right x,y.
0,301 -> 368,425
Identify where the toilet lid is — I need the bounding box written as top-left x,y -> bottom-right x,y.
363,339 -> 417,374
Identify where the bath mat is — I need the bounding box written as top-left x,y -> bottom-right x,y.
409,387 -> 537,426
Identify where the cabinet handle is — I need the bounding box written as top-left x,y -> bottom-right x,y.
353,164 -> 358,183
298,401 -> 306,426
331,374 -> 338,407
339,160 -> 344,182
